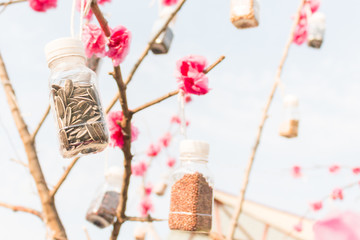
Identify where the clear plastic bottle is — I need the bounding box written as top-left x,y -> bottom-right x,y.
168,140 -> 214,232
45,38 -> 109,158
279,95 -> 299,138
86,166 -> 122,228
308,12 -> 326,49
150,6 -> 175,54
230,0 -> 260,29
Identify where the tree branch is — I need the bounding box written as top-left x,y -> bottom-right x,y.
0,202 -> 43,220
131,55 -> 225,114
91,0 -> 111,37
0,0 -> 26,7
226,1 -> 307,239
105,0 -> 188,112
0,52 -> 67,239
31,105 -> 50,141
125,216 -> 166,222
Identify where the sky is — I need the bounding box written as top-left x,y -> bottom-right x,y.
0,0 -> 360,239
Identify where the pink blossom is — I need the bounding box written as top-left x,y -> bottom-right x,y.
76,0 -> 93,20
29,0 -> 57,12
314,211 -> 360,240
162,0 -> 178,6
352,167 -> 360,175
171,115 -> 181,124
140,197 -> 153,216
308,0 -> 321,14
176,55 -> 209,95
82,24 -> 107,58
184,94 -> 192,103
159,132 -> 172,148
167,157 -> 176,168
294,222 -> 303,232
332,188 -> 344,200
108,111 -> 139,149
144,183 -> 152,196
329,165 -> 340,174
293,22 -> 308,45
147,144 -> 161,157
107,25 -> 131,66
292,165 -> 302,178
132,161 -> 148,177
310,201 -> 323,211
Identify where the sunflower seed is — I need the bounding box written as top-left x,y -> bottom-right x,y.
55,96 -> 65,119
86,124 -> 100,141
76,128 -> 88,139
65,107 -> 72,126
60,130 -> 69,149
52,84 -> 61,90
65,79 -> 74,98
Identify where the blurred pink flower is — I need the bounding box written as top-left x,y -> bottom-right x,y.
132,161 -> 148,177
294,222 -> 303,232
107,25 -> 131,66
82,24 -> 107,58
171,115 -> 181,124
176,55 -> 210,95
332,188 -> 344,200
140,197 -> 153,216
292,165 -> 302,178
76,0 -> 93,20
308,0 -> 321,13
108,111 -> 139,148
159,132 -> 172,148
144,183 -> 152,196
314,211 -> 360,240
167,157 -> 176,168
329,165 -> 340,174
293,23 -> 308,45
185,94 -> 192,103
162,0 -> 178,6
310,201 -> 323,211
29,0 -> 57,12
147,144 -> 161,157
352,167 -> 360,175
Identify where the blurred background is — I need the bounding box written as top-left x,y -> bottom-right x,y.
0,0 -> 360,239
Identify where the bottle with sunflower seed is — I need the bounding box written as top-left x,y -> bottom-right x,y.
45,38 -> 109,158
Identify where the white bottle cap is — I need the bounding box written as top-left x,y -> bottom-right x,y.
180,140 -> 209,160
105,166 -> 123,183
284,94 -> 299,107
44,37 -> 85,66
310,12 -> 326,24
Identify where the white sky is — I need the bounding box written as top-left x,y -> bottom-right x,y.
0,0 -> 360,239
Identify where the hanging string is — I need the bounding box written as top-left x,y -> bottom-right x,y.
178,91 -> 187,138
104,147 -> 109,174
70,0 -> 77,38
79,0 -> 85,40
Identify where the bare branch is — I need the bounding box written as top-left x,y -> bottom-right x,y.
50,157 -> 80,198
83,226 -> 92,240
132,55 -> 225,114
226,1 -> 307,239
31,105 -> 50,141
10,158 -> 28,168
0,202 -> 43,220
91,1 -> 111,37
0,0 -> 26,7
125,216 -> 167,222
0,52 -> 67,239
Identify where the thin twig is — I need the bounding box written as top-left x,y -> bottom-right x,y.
91,0 -> 111,37
0,202 -> 43,219
125,216 -> 167,222
31,105 -> 50,141
0,0 -> 26,7
50,157 -> 80,198
132,56 -> 225,114
226,1 -> 306,239
10,158 -> 28,168
105,0 -> 188,112
83,226 -> 91,240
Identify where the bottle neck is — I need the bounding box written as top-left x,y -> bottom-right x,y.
48,55 -> 86,72
180,157 -> 208,165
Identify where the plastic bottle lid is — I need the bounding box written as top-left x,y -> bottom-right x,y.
310,12 -> 326,23
180,140 -> 209,161
284,94 -> 299,107
44,37 -> 85,66
105,166 -> 123,183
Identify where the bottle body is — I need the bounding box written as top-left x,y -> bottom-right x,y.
308,12 -> 326,48
49,56 -> 109,158
230,0 -> 260,29
169,159 -> 214,232
279,95 -> 299,138
86,181 -> 120,228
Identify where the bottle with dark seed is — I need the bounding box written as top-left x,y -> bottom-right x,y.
86,167 -> 122,228
279,95 -> 300,138
45,38 -> 109,158
308,12 -> 326,49
169,140 -> 214,233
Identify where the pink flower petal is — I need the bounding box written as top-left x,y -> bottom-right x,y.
329,165 -> 340,174
162,0 -> 178,6
159,132 -> 172,148
132,161 -> 148,177
352,167 -> 360,175
108,111 -> 138,148
107,25 -> 131,66
144,183 -> 152,196
139,197 -> 153,216
332,188 -> 344,200
147,144 -> 161,157
167,157 -> 176,168
29,0 -> 57,12
294,222 -> 303,232
310,201 -> 323,211
82,24 -> 107,58
292,165 -> 302,178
